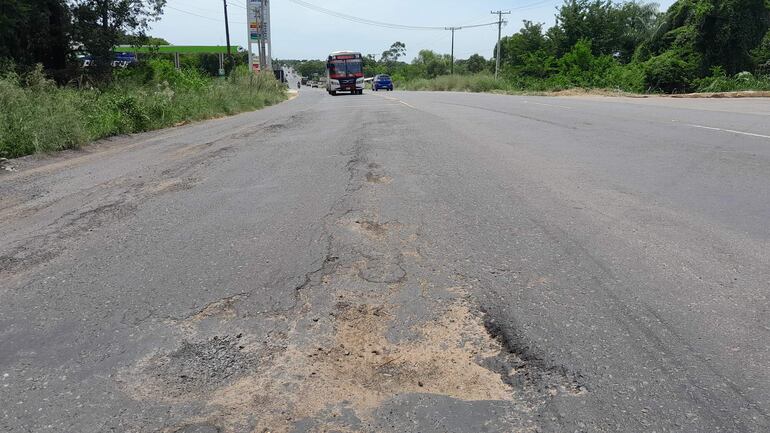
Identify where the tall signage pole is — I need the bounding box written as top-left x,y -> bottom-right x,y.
247,0 -> 259,72
247,0 -> 270,72
259,0 -> 267,70
265,0 -> 272,71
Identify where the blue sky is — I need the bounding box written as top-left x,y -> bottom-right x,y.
150,0 -> 675,61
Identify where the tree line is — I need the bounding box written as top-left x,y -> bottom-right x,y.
1,0 -> 167,81
3,0 -> 769,92
494,0 -> 770,91
286,0 -> 770,93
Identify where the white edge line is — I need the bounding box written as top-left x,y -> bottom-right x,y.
685,123 -> 770,140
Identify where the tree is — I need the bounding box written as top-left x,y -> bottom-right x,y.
616,1 -> 662,62
71,0 -> 166,79
753,30 -> 770,73
649,0 -> 770,74
499,21 -> 549,69
466,54 -> 488,73
0,0 -> 70,71
296,59 -> 326,78
117,32 -> 170,46
381,41 -> 406,63
553,0 -> 661,61
412,50 -> 450,78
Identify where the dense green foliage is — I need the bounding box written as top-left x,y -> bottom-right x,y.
369,0 -> 770,93
70,0 -> 166,78
0,0 -> 70,71
0,62 -> 286,158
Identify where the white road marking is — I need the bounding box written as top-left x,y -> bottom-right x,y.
684,123 -> 770,140
523,100 -> 572,109
374,94 -> 417,109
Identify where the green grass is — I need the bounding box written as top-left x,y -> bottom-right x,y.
694,71 -> 770,93
0,65 -> 286,159
399,74 -> 515,93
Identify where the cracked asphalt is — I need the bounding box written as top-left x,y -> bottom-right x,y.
1,88 -> 769,433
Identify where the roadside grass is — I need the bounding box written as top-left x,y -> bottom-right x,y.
397,74 -> 633,95
0,64 -> 286,159
400,74 -> 515,93
693,71 -> 770,93
397,71 -> 770,96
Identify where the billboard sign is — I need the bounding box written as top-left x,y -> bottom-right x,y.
248,0 -> 265,42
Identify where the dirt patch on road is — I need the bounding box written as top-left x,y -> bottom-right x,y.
341,218 -> 402,241
365,172 -> 393,184
200,297 -> 514,432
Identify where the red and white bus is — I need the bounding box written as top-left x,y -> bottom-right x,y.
326,51 -> 364,95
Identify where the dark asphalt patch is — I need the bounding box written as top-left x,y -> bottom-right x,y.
124,335 -> 259,401
482,311 -> 586,397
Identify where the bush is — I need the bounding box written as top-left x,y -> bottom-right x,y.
642,51 -> 698,92
693,67 -> 770,92
0,63 -> 286,159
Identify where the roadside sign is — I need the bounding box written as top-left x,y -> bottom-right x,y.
248,0 -> 264,42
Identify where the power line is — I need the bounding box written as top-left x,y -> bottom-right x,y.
165,5 -> 246,25
287,0 -> 445,31
445,22 -> 500,74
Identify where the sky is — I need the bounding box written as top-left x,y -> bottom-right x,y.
150,0 -> 676,62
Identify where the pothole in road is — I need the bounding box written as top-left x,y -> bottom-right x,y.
356,258 -> 406,284
353,220 -> 387,238
121,335 -> 258,401
145,177 -> 200,196
200,297 -> 516,432
340,218 -> 403,241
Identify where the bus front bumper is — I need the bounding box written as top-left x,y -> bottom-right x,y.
328,79 -> 365,92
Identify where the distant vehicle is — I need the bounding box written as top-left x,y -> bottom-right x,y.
311,82 -> 319,88
326,51 -> 364,95
372,74 -> 394,91
79,52 -> 137,68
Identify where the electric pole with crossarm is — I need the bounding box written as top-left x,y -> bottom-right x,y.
446,27 -> 459,74
491,10 -> 511,79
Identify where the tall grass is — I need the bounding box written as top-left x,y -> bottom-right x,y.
694,70 -> 770,93
400,74 -> 515,93
399,70 -> 770,95
0,64 -> 286,159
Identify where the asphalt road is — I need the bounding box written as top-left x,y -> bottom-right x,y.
1,88 -> 768,433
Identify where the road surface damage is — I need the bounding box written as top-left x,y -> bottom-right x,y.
117,136 -> 585,433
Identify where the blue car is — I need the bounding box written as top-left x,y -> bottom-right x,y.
373,74 -> 394,91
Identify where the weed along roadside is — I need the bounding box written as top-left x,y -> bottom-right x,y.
0,62 -> 287,160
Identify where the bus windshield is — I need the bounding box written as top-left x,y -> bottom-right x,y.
328,59 -> 363,77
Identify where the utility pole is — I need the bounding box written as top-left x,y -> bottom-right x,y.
446,27 -> 459,74
491,10 -> 510,80
223,0 -> 232,75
